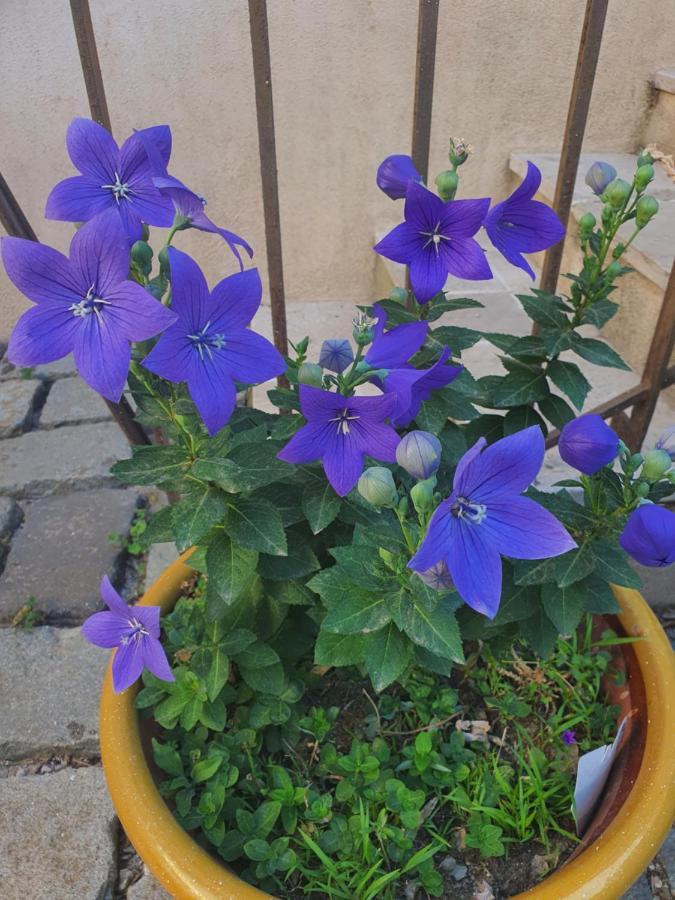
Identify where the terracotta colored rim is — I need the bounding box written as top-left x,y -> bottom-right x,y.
100,554 -> 675,900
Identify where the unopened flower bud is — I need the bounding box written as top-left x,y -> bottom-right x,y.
642,449 -> 672,482
559,414 -> 619,475
417,560 -> 455,592
606,261 -> 622,279
298,362 -> 324,387
319,339 -> 354,373
435,169 -> 459,202
630,453 -> 644,469
585,161 -> 617,196
636,195 -> 659,228
636,481 -> 651,498
131,240 -> 153,277
603,178 -> 631,208
578,212 -> 596,237
635,164 -> 654,191
141,224 -> 150,242
655,425 -> 675,460
620,505 -> 675,568
376,155 -> 422,200
601,205 -> 614,227
448,137 -> 471,168
411,477 -> 435,513
357,467 -> 398,508
396,431 -> 442,480
389,286 -> 408,304
352,311 -> 376,346
637,149 -> 654,167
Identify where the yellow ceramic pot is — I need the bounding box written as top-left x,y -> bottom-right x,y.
100,553 -> 675,900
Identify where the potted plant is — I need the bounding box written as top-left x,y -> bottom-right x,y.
3,121 -> 674,899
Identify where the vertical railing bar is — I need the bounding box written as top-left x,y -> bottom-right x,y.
538,0 -> 608,298
410,0 -> 440,183
69,0 -> 111,130
0,173 -> 38,242
248,0 -> 289,369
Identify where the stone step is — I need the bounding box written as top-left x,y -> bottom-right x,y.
644,68 -> 675,156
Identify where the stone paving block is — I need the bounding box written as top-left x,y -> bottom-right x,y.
0,496 -> 22,542
144,541 -> 179,590
621,873 -> 653,899
0,626 -> 108,759
0,377 -> 41,437
1,355 -> 78,380
0,766 -> 116,899
40,375 -> 112,427
127,869 -> 173,899
0,487 -> 140,624
0,421 -> 130,497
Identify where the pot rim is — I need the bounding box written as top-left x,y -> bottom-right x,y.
99,552 -> 675,900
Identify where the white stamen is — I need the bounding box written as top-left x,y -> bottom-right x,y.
329,408 -> 361,436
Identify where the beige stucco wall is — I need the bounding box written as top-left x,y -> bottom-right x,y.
0,0 -> 672,341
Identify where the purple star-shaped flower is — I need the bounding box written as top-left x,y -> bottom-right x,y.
134,126 -> 253,269
562,729 -> 577,746
374,181 -> 492,304
377,347 -> 463,428
620,505 -> 675,568
142,247 -> 284,435
45,118 -> 175,242
364,304 -> 428,369
483,161 -> 564,279
277,385 -> 401,496
408,426 -> 576,618
2,210 -> 176,401
82,576 -> 174,694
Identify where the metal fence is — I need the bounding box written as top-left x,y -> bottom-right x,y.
1,0 -> 673,452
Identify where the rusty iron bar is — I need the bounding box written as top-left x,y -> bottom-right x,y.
69,0 -> 111,129
0,172 -> 37,241
248,0 -> 289,374
411,0 -> 440,183
538,0 -> 608,300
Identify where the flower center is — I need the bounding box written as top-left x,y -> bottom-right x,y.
101,171 -> 133,203
120,617 -> 149,645
187,322 -> 226,361
329,407 -> 360,436
69,285 -> 111,320
451,495 -> 487,525
420,222 -> 446,255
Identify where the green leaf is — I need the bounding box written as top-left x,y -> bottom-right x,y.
172,486 -> 227,551
426,297 -> 484,320
263,482 -> 305,526
546,359 -> 591,410
192,442 -> 289,492
503,405 -> 547,436
415,392 -> 450,433
152,738 -> 183,776
192,755 -> 223,783
365,623 -> 413,691
401,593 -> 464,662
267,388 -> 301,411
228,497 -> 287,556
578,574 -> 621,614
239,661 -> 287,695
427,325 -> 483,353
504,335 -> 547,358
553,543 -> 596,587
438,387 -> 480,422
112,445 -> 188,486
314,630 -> 367,666
569,334 -> 630,370
463,414 -> 504,446
257,541 -> 319,581
327,546 -> 391,590
491,370 -> 550,408
538,394 -> 576,430
516,293 -> 569,328
205,646 -> 230,702
519,603 -> 559,657
302,480 -> 342,534
205,532 -> 258,609
322,591 -> 391,635
580,299 -> 619,328
541,581 -> 585,633
244,838 -> 270,862
138,505 -> 174,550
513,558 -> 556,586
590,539 -> 642,588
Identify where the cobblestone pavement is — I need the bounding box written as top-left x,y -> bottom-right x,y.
0,326 -> 673,898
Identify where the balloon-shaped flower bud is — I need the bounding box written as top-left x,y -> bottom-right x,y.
655,425 -> 675,460
396,430 -> 442,480
637,149 -> 654,167
636,195 -> 659,228
635,164 -> 654,191
411,477 -> 436,513
131,240 -> 153,277
559,414 -> 619,475
319,339 -> 354,373
298,362 -> 324,387
376,154 -> 422,200
352,311 -> 376,347
417,559 -> 455,591
606,260 -> 622,279
603,178 -> 631,208
578,211 -> 596,238
585,161 -> 617,196
358,466 -> 398,508
620,505 -> 675,568
642,449 -> 672,482
435,169 -> 459,202
389,286 -> 408,304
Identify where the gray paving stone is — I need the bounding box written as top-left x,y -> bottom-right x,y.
40,376 -> 112,427
0,355 -> 78,380
0,487 -> 140,624
144,541 -> 179,590
0,421 -> 130,497
0,496 -> 22,542
0,766 -> 116,899
621,874 -> 653,899
0,377 -> 41,437
0,626 -> 108,759
127,869 -> 173,899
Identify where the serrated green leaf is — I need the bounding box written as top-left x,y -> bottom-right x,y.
503,405 -> 547,436
172,486 -> 227,551
590,539 -> 642,588
547,359 -> 591,410
322,591 -> 391,635
426,297 -> 484,320
538,394 -> 576,430
513,558 -> 556,585
314,630 -> 367,666
228,497 -> 287,556
112,445 -> 188,486
205,532 -> 258,609
365,623 -> 413,691
427,325 -> 484,353
491,370 -> 550,408
570,334 -> 630,370
257,539 -> 319,581
519,602 -> 559,657
302,480 -> 341,534
516,293 -> 569,328
138,505 -> 174,550
541,581 -> 585,633
505,335 -> 547,358
553,543 -> 596,587
580,298 -> 619,328
205,646 -> 230,702
401,593 -> 464,662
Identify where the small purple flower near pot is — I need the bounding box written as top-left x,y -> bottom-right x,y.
559,414 -> 619,475
483,161 -> 565,279
45,118 -> 175,242
376,154 -> 422,201
142,248 -> 285,435
620,505 -> 675,568
562,729 -> 577,746
374,181 -> 492,304
82,576 -> 174,694
277,385 -> 400,496
2,210 -> 176,401
585,161 -> 618,196
319,339 -> 354,374
408,426 -> 576,618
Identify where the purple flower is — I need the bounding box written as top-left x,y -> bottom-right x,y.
374,181 -> 492,304
655,425 -> 675,460
620,505 -> 675,568
483,162 -> 565,279
82,576 -> 174,694
45,118 -> 175,242
378,347 -> 463,428
134,126 -> 253,269
142,248 -> 284,435
364,304 -> 428,369
396,430 -> 442,480
319,339 -> 354,373
277,385 -> 401,496
376,154 -> 422,200
585,161 -> 618,196
559,414 -> 619,476
562,729 -> 577,746
408,427 -> 576,618
2,211 -> 175,401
